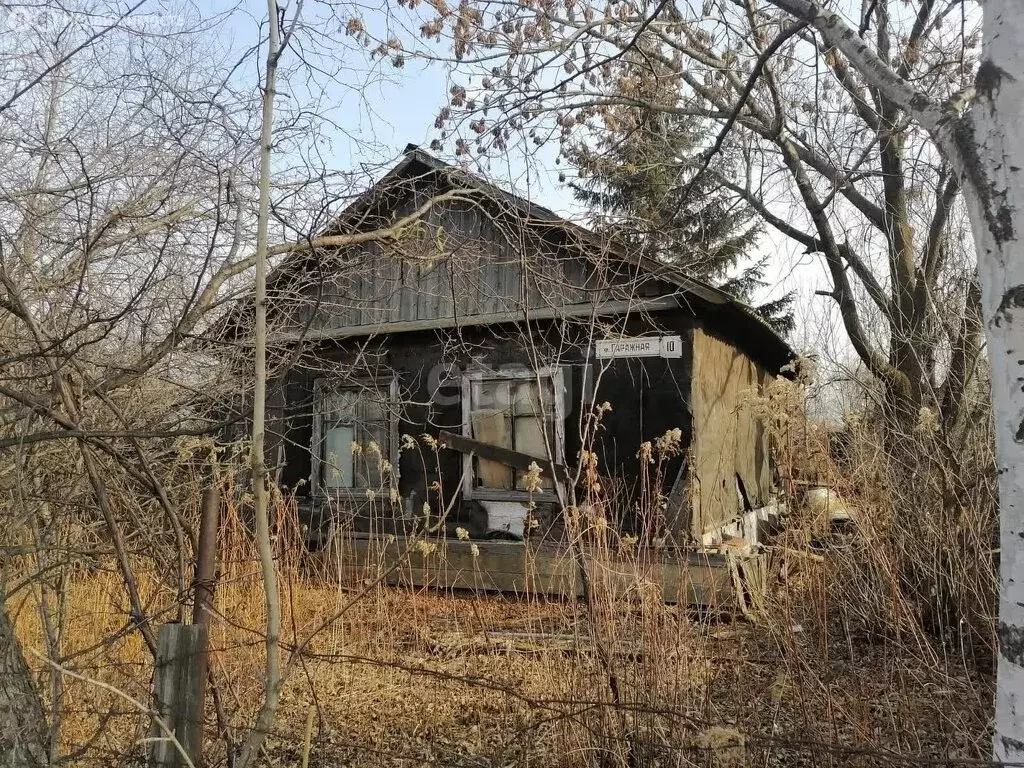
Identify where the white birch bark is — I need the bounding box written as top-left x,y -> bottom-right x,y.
957,4 -> 1024,761
237,3 -> 282,766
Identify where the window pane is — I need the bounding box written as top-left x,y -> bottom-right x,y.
513,380 -> 545,415
356,422 -> 389,487
359,394 -> 385,424
514,414 -> 549,458
324,391 -> 357,422
316,379 -> 400,492
323,425 -> 354,488
475,379 -> 511,412
514,414 -> 554,490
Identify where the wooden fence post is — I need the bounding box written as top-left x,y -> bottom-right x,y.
149,623 -> 207,768
189,481 -> 220,766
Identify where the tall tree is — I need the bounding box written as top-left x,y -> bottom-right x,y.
566,46 -> 794,332
415,0 -> 980,430
239,2 -> 285,766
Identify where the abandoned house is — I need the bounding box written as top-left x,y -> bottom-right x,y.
239,145 -> 793,564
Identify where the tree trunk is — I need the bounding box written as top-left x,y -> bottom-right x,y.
958,3 -> 1024,760
235,3 -> 282,766
0,600 -> 48,768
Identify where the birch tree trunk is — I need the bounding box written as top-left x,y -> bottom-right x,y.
236,3 -> 283,766
958,4 -> 1024,761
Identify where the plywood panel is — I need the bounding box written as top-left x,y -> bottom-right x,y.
471,408 -> 512,489
689,327 -> 771,538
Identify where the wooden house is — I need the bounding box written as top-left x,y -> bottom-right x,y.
242,146 -> 792,596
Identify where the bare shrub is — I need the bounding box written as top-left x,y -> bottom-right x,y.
759,363 -> 997,662
5,385 -> 996,766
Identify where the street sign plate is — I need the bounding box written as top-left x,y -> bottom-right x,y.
595,335 -> 682,360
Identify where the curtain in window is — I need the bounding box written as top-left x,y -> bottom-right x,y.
319,388 -> 390,490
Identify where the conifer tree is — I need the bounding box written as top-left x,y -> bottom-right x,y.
566,48 -> 794,333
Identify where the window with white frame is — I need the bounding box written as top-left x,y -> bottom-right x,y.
461,368 -> 565,497
312,380 -> 397,495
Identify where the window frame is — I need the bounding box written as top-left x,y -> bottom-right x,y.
310,376 -> 400,501
460,366 -> 566,502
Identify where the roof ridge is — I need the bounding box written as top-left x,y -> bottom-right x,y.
287,146 -> 792,359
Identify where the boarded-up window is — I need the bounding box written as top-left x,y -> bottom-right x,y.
314,385 -> 392,492
467,376 -> 557,491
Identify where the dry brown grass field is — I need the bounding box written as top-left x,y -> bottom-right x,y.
10,529 -> 994,767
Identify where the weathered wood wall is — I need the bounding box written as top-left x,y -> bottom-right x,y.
688,326 -> 772,539
275,196 -> 661,337
311,534 -> 740,607
270,311 -> 696,541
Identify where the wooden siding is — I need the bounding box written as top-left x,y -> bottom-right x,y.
278,199 -> 644,336
311,534 -> 743,607
688,326 -> 772,538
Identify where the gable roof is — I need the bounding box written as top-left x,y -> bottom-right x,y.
331,145 -> 732,307
252,145 -> 794,372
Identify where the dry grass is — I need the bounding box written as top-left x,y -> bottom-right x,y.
11,536 -> 993,767
6,373 -> 999,766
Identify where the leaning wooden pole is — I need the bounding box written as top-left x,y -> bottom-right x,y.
194,482 -> 220,624
190,481 -> 221,767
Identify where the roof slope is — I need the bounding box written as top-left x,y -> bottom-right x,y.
261,145 -> 794,372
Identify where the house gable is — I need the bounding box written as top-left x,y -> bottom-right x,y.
268,152 -> 689,343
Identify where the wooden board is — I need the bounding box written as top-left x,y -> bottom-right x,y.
150,624 -> 207,768
308,534 -> 754,609
689,326 -> 772,538
438,430 -> 569,481
470,408 -> 512,489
